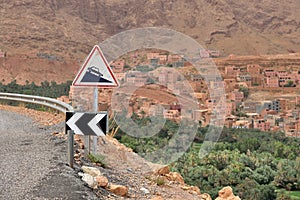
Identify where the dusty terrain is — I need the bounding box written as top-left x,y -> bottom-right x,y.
1,0 -> 300,85
1,0 -> 300,59
0,54 -> 78,84
0,104 -> 65,125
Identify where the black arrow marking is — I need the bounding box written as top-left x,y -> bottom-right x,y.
75,113 -> 96,136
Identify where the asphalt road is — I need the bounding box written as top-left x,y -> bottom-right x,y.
0,110 -> 98,200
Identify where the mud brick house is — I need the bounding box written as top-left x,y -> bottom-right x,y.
264,69 -> 277,77
225,66 -> 240,78
265,77 -> 279,87
253,119 -> 271,132
246,64 -> 261,74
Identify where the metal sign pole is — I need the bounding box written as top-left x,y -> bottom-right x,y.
84,135 -> 90,156
92,87 -> 98,154
67,130 -> 74,168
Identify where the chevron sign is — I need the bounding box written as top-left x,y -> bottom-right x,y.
66,112 -> 108,136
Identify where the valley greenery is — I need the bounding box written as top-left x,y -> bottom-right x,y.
0,80 -> 72,98
0,80 -> 72,110
112,116 -> 300,200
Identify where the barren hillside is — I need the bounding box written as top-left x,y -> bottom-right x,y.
1,0 -> 300,59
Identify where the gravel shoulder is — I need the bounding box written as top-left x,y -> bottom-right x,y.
0,109 -> 98,200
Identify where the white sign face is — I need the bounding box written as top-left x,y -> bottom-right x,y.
73,45 -> 118,88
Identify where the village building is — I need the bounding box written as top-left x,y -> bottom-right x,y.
225,66 -> 240,78
246,64 -> 261,74
125,71 -> 148,87
264,69 -> 277,77
111,59 -> 125,73
253,119 -> 271,132
265,77 -> 279,87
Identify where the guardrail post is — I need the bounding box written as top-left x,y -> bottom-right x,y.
67,130 -> 74,168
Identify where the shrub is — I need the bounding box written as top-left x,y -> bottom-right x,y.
88,153 -> 107,168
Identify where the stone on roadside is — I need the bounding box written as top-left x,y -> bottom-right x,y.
74,153 -> 80,160
165,172 -> 185,185
156,166 -> 170,175
95,175 -> 109,188
79,142 -> 85,149
82,173 -> 97,189
200,193 -> 212,200
51,132 -> 59,136
215,186 -> 241,200
140,187 -> 150,194
181,185 -> 201,195
78,172 -> 84,177
107,184 -> 128,197
151,196 -> 164,200
74,134 -> 82,142
81,166 -> 101,177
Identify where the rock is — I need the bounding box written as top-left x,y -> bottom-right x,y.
51,132 -> 59,136
82,173 -> 97,189
95,175 -> 109,188
165,172 -> 185,185
215,186 -> 241,200
74,134 -> 82,142
76,160 -> 82,165
156,166 -> 170,175
200,193 -> 212,200
79,142 -> 85,149
181,186 -> 190,190
74,153 -> 80,160
140,187 -> 150,194
107,137 -> 133,152
108,184 -> 128,197
191,186 -> 201,195
181,185 -> 201,195
151,196 -> 164,200
78,172 -> 84,177
81,166 -> 101,177
218,186 -> 233,198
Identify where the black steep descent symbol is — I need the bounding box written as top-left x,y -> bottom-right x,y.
81,66 -> 112,83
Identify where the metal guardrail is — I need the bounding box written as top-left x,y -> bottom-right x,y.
0,92 -> 74,113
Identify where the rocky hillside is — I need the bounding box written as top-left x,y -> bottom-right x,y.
1,0 -> 300,59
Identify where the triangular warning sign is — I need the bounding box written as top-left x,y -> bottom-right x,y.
73,45 -> 119,88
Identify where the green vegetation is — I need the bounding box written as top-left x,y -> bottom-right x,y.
112,116 -> 300,200
145,176 -> 166,186
239,86 -> 249,98
88,153 -> 107,168
284,80 -> 295,87
170,128 -> 300,199
0,80 -> 72,98
155,177 -> 166,186
276,190 -> 293,200
113,114 -> 179,157
136,65 -> 152,72
289,191 -> 300,200
0,80 -> 72,110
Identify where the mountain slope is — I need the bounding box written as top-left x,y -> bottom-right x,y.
1,0 -> 300,58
